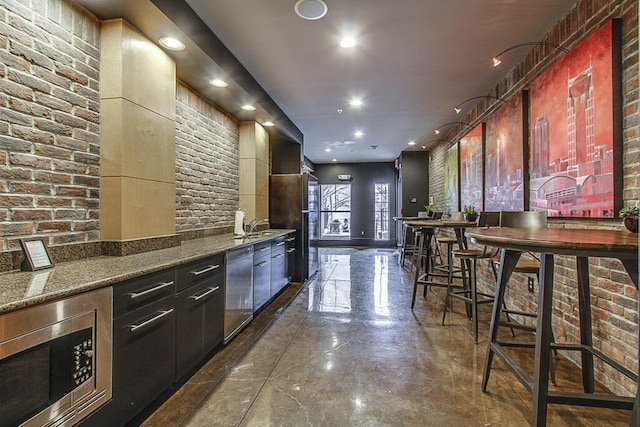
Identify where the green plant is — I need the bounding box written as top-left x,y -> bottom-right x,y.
424,204 -> 433,213
463,205 -> 477,215
619,205 -> 639,218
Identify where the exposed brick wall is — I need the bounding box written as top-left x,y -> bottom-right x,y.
0,0 -> 101,253
429,0 -> 638,397
175,82 -> 239,234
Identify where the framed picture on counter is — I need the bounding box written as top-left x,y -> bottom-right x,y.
20,237 -> 55,271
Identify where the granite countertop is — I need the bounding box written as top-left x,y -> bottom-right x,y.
0,230 -> 294,315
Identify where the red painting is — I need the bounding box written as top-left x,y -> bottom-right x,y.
485,93 -> 524,212
529,20 -> 619,218
459,124 -> 484,212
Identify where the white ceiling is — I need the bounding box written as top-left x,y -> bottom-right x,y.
76,0 -> 578,164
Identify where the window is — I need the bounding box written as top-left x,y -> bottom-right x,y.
320,184 -> 351,239
374,183 -> 389,240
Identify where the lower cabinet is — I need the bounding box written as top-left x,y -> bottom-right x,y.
253,241 -> 271,312
79,269 -> 177,427
270,236 -> 287,297
176,255 -> 225,378
285,233 -> 296,283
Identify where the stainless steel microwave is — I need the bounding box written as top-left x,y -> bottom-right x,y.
0,287 -> 112,427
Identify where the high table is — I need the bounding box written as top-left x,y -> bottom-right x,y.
465,227 -> 639,426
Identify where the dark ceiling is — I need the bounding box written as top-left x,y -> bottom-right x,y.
75,0 -> 578,164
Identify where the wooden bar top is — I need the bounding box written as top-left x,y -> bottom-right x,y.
405,220 -> 476,228
466,227 -> 638,259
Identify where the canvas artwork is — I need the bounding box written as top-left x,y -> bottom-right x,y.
529,20 -> 619,218
485,93 -> 524,212
444,143 -> 459,214
459,124 -> 484,211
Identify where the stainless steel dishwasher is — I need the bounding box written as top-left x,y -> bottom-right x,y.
224,246 -> 254,342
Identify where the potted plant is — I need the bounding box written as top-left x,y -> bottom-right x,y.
619,205 -> 639,233
423,204 -> 434,219
463,205 -> 478,222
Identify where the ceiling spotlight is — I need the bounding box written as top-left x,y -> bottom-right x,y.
454,95 -> 500,113
294,0 -> 328,20
339,37 -> 357,48
354,130 -> 364,138
241,104 -> 256,111
408,141 -> 416,146
332,158 -> 337,162
325,148 -> 332,152
158,37 -> 185,51
491,42 -> 568,67
262,121 -> 275,127
435,121 -> 472,135
349,99 -> 363,107
210,79 -> 228,88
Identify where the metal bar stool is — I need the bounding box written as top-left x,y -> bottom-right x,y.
441,212 -> 501,343
411,226 -> 453,309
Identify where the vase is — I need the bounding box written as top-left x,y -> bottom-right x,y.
623,217 -> 638,233
463,213 -> 478,223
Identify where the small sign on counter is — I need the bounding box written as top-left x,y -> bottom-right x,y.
19,237 -> 55,271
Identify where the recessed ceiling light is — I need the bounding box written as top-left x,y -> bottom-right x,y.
241,104 -> 256,111
339,37 -> 357,48
158,37 -> 185,51
294,0 -> 328,20
210,79 -> 228,88
354,130 -> 364,138
408,141 -> 416,146
262,121 -> 274,127
332,158 -> 337,162
325,148 -> 332,152
349,99 -> 363,107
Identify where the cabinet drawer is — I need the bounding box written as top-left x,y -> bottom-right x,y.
113,269 -> 176,318
177,254 -> 224,292
253,241 -> 271,260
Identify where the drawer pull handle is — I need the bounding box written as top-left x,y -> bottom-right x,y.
190,286 -> 220,301
190,264 -> 220,276
130,309 -> 174,333
129,281 -> 174,301
275,242 -> 285,247
272,254 -> 284,259
257,247 -> 270,252
286,248 -> 296,253
256,261 -> 269,267
285,238 -> 295,242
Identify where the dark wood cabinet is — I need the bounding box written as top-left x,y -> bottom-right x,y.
80,269 -> 176,427
176,254 -> 225,378
253,241 -> 271,312
270,236 -> 287,297
285,233 -> 296,283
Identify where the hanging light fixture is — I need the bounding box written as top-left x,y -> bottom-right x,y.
435,121 -> 472,135
454,95 -> 501,114
491,42 -> 568,67
294,0 -> 328,20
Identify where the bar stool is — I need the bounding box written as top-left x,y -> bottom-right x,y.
490,210 -> 557,383
400,222 -> 418,268
411,226 -> 453,309
441,211 -> 501,343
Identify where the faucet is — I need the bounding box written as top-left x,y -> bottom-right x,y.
247,218 -> 269,234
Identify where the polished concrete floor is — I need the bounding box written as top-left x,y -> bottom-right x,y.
142,247 -> 632,426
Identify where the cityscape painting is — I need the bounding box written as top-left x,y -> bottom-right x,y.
485,92 -> 525,212
529,19 -> 620,218
444,143 -> 459,214
459,124 -> 484,211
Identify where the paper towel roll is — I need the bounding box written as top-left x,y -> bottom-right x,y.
234,210 -> 245,237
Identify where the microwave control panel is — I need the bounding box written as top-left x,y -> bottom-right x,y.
72,328 -> 93,386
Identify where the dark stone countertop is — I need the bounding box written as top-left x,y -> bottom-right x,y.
0,230 -> 294,314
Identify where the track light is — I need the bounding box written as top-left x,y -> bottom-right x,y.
421,138 -> 450,150
454,95 -> 500,114
492,42 -> 568,67
435,122 -> 472,135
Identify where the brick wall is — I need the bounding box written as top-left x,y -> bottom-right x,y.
175,82 -> 239,236
0,1 -> 101,257
429,0 -> 638,396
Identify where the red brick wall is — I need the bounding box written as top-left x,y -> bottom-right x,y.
0,0 -> 101,253
430,0 -> 638,396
